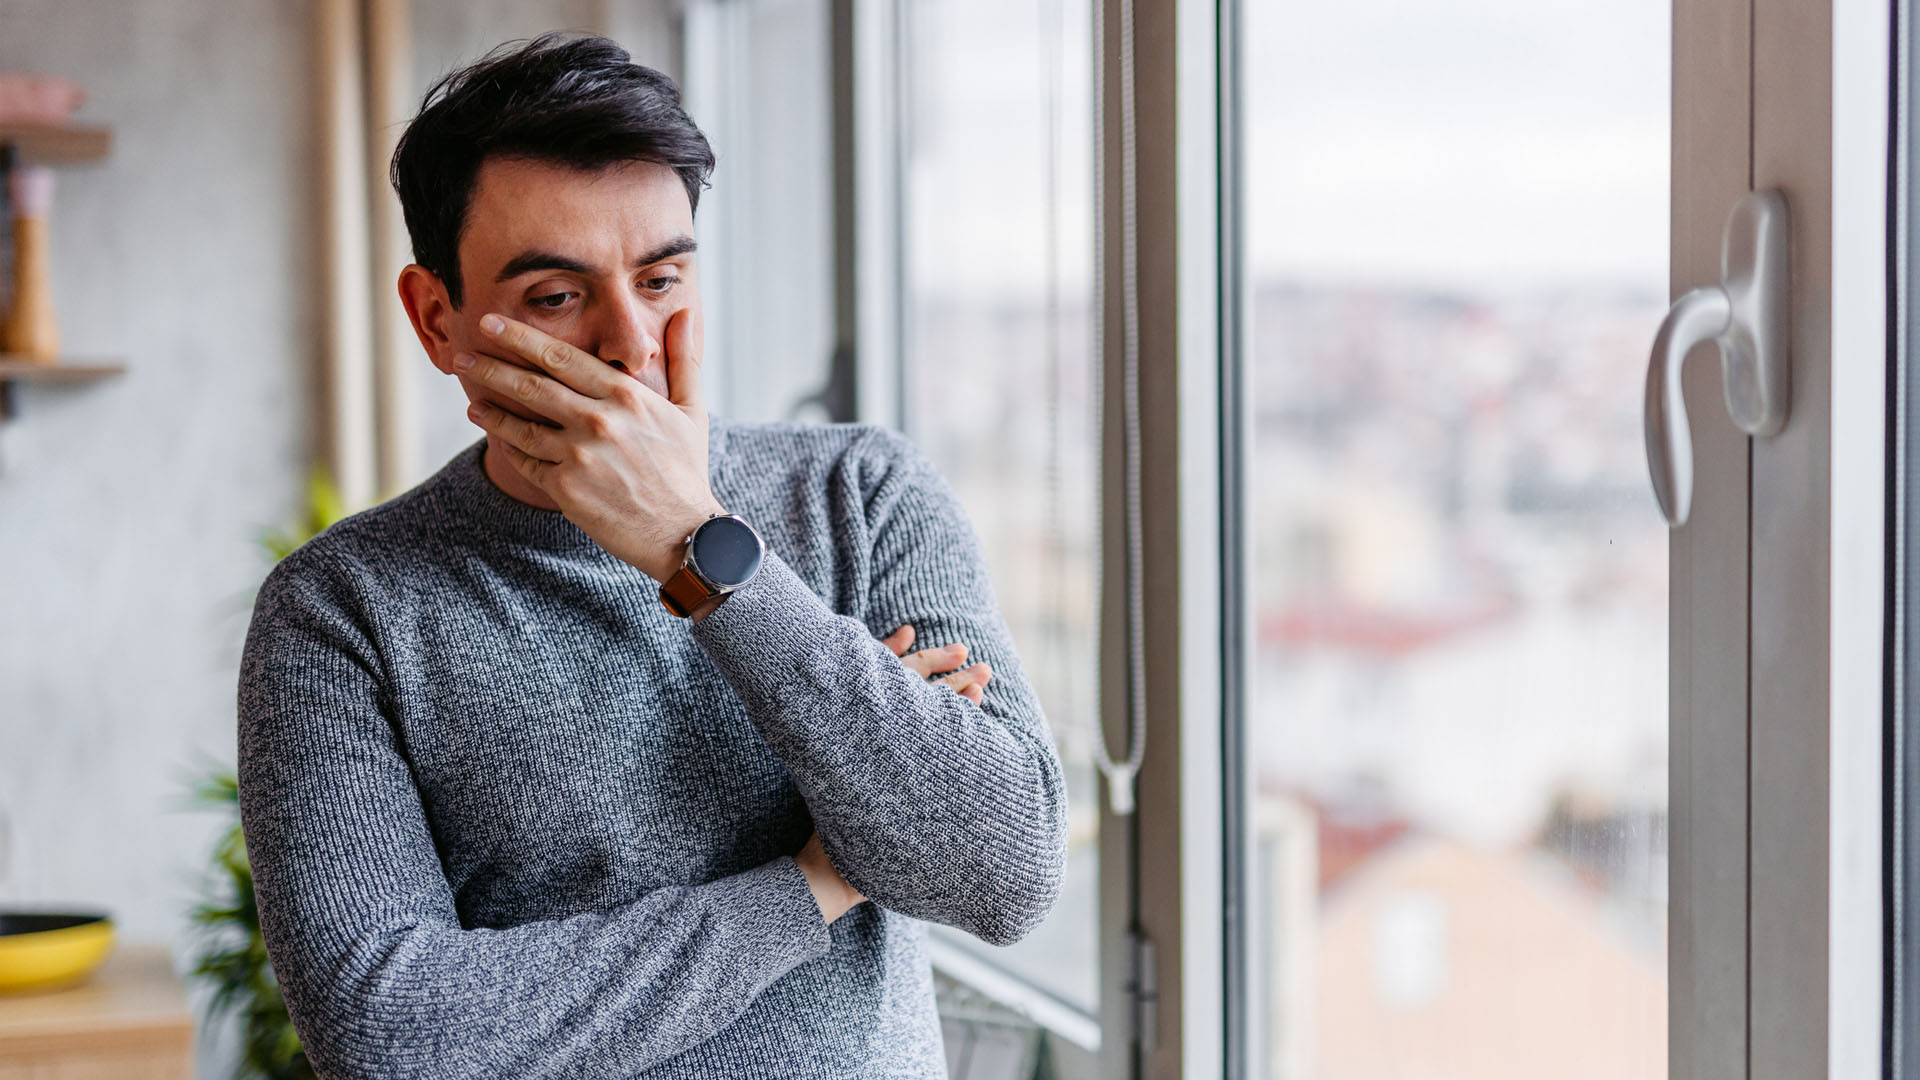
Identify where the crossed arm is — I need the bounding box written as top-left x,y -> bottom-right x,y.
795,623 -> 994,922
240,549 -> 1057,1079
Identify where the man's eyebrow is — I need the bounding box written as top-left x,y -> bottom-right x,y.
493,236 -> 697,284
633,236 -> 697,268
495,251 -> 594,283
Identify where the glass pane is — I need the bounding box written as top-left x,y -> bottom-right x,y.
899,0 -> 1100,1014
1241,2 -> 1671,1076
680,0 -> 837,425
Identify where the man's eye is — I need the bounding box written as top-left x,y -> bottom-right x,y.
641,276 -> 679,294
528,292 -> 576,310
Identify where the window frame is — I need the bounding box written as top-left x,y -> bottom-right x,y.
1829,0 -> 1890,1073
1745,0 -> 1889,1073
1897,0 -> 1920,1069
1090,0 -> 1229,1074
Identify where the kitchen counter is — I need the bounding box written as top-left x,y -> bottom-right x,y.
0,944 -> 194,1079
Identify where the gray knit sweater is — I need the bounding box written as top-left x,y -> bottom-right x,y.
235,416 -> 1069,1079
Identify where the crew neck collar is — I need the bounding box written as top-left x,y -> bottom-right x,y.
436,413 -> 735,552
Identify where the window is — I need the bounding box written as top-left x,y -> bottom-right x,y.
894,0 -> 1102,1021
682,0 -> 837,425
1236,1 -> 1673,1075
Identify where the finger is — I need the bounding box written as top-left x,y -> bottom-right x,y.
445,362 -> 536,417
941,662 -> 990,689
939,662 -> 992,701
456,350 -> 581,424
664,306 -> 705,414
492,433 -> 556,492
479,313 -> 624,399
939,670 -> 986,705
881,624 -> 915,656
902,643 -> 967,679
467,400 -> 562,464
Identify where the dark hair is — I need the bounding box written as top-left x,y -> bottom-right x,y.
390,33 -> 716,307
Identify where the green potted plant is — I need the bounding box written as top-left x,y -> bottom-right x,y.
186,466 -> 345,1080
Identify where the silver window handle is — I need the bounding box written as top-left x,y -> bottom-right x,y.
1645,190 -> 1792,526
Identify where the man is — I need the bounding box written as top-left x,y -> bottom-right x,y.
236,33 -> 1067,1080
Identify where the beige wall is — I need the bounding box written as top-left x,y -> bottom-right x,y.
0,4 -> 670,1076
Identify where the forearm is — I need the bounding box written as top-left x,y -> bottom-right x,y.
238,553 -> 835,1079
690,552 -> 1067,945
250,836 -> 828,1079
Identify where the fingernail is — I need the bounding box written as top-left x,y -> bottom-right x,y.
452,352 -> 475,370
467,402 -> 488,420
480,314 -> 505,335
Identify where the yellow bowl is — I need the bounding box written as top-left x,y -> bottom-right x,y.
0,913 -> 115,994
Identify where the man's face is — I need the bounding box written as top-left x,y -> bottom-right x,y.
422,156 -> 701,416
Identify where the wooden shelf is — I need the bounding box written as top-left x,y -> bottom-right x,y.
0,358 -> 125,420
0,358 -> 124,381
0,123 -> 111,165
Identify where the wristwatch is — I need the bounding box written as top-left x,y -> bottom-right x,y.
658,512 -> 766,617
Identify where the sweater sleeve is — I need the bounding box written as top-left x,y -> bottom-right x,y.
689,428 -> 1070,946
236,549 -> 832,1080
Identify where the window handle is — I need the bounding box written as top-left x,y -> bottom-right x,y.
1645,189 -> 1792,527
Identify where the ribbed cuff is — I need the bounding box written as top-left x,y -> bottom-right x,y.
688,549 -> 834,691
710,855 -> 834,969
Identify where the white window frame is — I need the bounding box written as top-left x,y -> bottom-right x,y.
1829,0 -> 1890,1073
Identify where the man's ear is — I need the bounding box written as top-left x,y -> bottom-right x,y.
398,264 -> 456,367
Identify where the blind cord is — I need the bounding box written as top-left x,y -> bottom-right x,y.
1089,0 -> 1147,815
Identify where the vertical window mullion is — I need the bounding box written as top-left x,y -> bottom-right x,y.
1218,0 -> 1251,1073
1098,0 -> 1226,1074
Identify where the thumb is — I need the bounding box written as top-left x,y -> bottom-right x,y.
664,306 -> 705,415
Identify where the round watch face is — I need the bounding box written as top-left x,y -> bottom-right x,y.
690,515 -> 764,589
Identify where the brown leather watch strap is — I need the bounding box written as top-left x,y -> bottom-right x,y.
658,563 -> 719,618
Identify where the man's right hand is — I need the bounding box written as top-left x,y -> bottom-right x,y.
795,832 -> 865,923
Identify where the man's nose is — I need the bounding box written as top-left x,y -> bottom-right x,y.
593,291 -> 665,388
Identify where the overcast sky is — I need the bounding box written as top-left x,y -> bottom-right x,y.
904,0 -> 1669,299
1245,0 -> 1670,292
